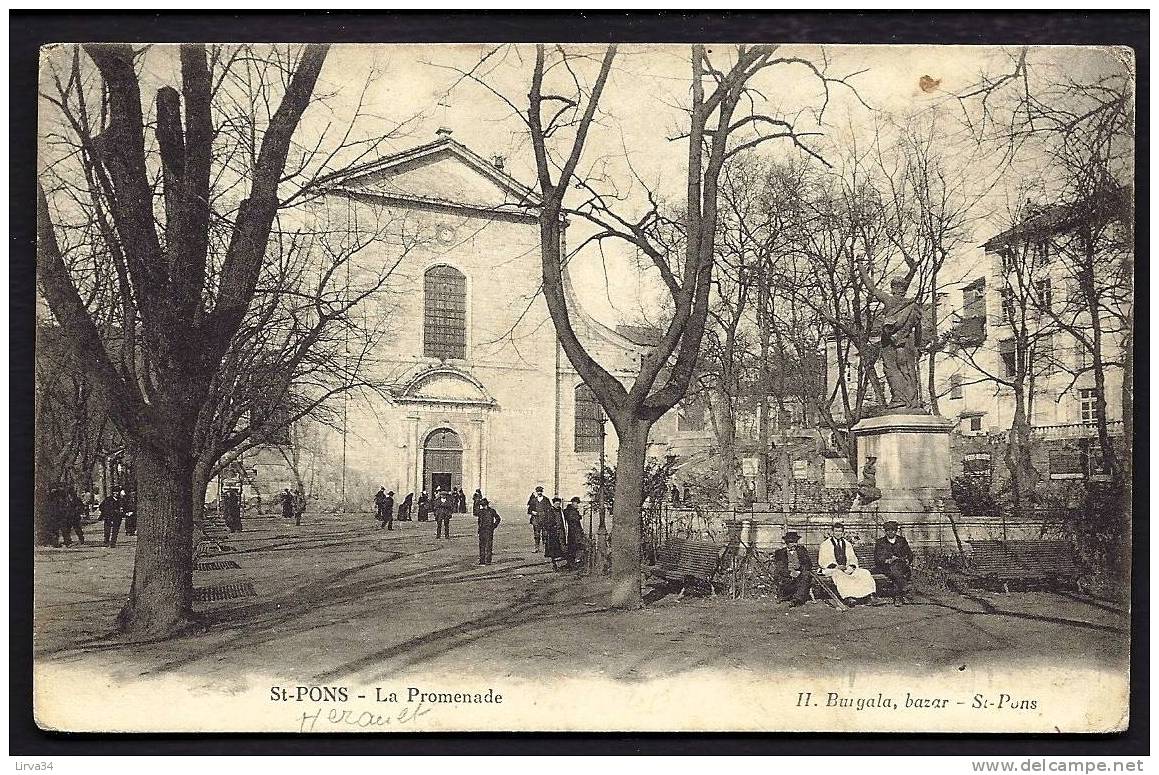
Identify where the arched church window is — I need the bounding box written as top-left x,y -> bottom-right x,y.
574,384 -> 604,453
424,265 -> 466,360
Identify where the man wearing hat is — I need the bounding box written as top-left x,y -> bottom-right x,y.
526,485 -> 550,553
773,531 -> 813,607
477,498 -> 501,565
818,522 -> 877,605
874,521 -> 915,605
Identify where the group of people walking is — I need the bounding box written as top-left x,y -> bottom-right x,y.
526,486 -> 586,571
368,483 -> 588,570
773,520 -> 915,607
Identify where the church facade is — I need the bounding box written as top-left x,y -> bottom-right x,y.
320,131 -> 685,512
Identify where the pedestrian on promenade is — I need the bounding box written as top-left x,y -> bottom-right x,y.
374,487 -> 388,526
122,489 -> 138,536
99,491 -> 123,547
378,490 -> 396,530
417,490 -> 430,522
472,488 -> 483,516
60,487 -> 86,546
544,497 -> 567,570
477,498 -> 501,565
457,487 -> 468,514
563,496 -> 585,569
398,492 -> 414,521
433,487 -> 453,539
282,488 -> 296,523
526,485 -> 550,552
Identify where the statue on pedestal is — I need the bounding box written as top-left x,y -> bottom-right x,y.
860,264 -> 927,414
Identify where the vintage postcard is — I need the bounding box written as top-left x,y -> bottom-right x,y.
33,41 -> 1134,733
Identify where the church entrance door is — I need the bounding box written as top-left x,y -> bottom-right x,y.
423,428 -> 463,495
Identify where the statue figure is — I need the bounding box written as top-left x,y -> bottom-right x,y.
860,265 -> 927,413
855,455 -> 882,507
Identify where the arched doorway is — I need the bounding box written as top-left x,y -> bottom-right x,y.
423,428 -> 463,494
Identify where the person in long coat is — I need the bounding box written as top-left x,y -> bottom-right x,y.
417,490 -> 430,522
100,491 -> 123,547
472,489 -> 483,516
477,498 -> 501,565
543,497 -> 567,570
397,492 -> 414,521
563,496 -> 585,569
818,522 -> 876,605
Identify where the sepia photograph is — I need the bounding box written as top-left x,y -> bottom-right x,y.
28,33 -> 1137,736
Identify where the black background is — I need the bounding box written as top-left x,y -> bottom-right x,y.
9,10 -> 1149,756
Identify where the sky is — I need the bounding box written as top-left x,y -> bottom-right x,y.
294,43 -> 1128,326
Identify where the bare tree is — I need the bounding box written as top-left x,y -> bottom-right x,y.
34,43 -> 370,638
456,44 -> 864,608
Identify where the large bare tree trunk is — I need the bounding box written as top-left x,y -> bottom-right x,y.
609,419 -> 650,610
118,442 -> 197,638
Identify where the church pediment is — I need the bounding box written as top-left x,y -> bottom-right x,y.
396,367 -> 495,407
322,134 -> 538,216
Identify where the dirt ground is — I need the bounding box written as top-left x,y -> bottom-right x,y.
33,511 -> 1130,688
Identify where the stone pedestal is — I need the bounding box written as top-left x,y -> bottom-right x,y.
851,413 -> 959,546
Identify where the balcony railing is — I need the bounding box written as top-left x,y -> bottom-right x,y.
1030,419 -> 1124,440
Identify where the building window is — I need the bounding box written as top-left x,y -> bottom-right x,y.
1036,334 -> 1055,376
1032,239 -> 1051,267
1079,388 -> 1098,425
574,384 -> 603,453
962,278 -> 986,319
999,248 -> 1015,275
677,400 -> 706,432
950,373 -> 963,400
1000,287 -> 1016,324
1083,439 -> 1110,478
969,416 -> 983,432
999,338 -> 1018,378
1035,278 -> 1053,311
424,265 -> 467,360
963,452 -> 991,482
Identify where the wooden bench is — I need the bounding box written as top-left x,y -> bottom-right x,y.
962,540 -> 1083,592
648,538 -> 723,596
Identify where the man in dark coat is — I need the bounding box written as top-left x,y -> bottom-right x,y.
543,497 -> 567,570
563,496 -> 585,569
874,520 -> 915,605
472,489 -> 483,516
773,531 -> 813,607
282,488 -> 297,523
99,491 -> 123,547
433,488 -> 454,539
378,490 -> 396,530
526,486 -> 550,552
477,498 -> 501,565
60,487 -> 86,546
224,489 -> 243,532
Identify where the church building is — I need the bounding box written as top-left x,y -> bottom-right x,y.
319,130 -> 683,513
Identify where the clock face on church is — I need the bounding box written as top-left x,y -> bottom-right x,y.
435,224 -> 456,244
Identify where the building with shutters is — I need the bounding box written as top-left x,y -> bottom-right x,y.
824,190 -> 1130,489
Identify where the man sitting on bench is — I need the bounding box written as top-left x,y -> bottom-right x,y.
874,520 -> 915,606
818,522 -> 876,606
773,531 -> 813,607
